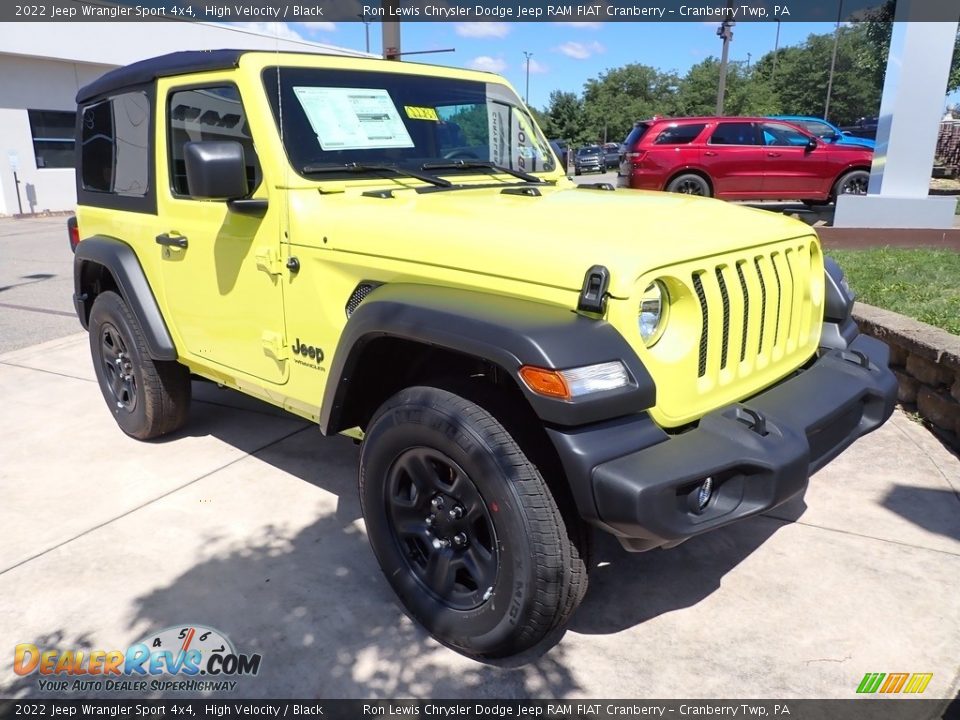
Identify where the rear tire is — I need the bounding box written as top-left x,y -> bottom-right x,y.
88,291 -> 190,440
359,386 -> 588,658
666,173 -> 711,197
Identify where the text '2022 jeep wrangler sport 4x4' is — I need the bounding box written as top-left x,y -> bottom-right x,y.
70,50 -> 897,658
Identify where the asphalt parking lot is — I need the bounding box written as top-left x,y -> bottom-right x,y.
1,214 -> 959,703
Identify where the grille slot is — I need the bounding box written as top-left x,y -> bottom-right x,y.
715,267 -> 730,369
753,258 -> 767,354
771,255 -> 783,347
345,282 -> 380,317
693,273 -> 709,378
736,262 -> 749,363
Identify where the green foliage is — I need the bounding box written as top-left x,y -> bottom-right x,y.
830,248 -> 960,335
859,0 -> 960,96
540,90 -> 587,144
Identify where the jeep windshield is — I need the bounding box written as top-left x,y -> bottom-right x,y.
263,67 -> 556,183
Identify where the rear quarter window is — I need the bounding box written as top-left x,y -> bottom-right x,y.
653,124 -> 706,145
80,92 -> 149,196
623,123 -> 650,148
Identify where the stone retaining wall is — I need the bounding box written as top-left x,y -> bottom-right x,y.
853,303 -> 960,450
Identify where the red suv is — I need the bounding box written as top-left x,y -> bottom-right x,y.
617,117 -> 872,204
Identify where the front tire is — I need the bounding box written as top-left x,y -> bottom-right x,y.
359,386 -> 587,658
88,291 -> 190,440
832,169 -> 869,200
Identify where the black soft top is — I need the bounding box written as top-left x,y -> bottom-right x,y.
76,49 -> 248,103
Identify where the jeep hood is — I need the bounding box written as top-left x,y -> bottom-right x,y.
311,184 -> 817,299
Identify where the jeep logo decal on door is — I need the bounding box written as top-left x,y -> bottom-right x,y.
292,338 -> 323,363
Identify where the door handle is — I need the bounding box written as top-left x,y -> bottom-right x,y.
767,152 -> 782,158
704,151 -> 718,157
156,233 -> 188,249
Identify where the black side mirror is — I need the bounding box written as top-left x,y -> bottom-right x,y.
184,141 -> 248,199
805,137 -> 818,152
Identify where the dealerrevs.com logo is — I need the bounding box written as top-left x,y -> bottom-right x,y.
14,625 -> 261,693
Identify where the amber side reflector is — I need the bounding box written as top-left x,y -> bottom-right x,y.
518,366 -> 571,400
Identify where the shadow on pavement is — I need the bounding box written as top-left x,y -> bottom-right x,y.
882,485 -> 960,542
2,381 -> 805,698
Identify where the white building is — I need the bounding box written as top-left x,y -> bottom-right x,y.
0,22 -> 369,216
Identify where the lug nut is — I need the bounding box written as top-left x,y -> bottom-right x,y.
425,514 -> 435,527
453,532 -> 468,547
449,505 -> 464,520
437,538 -> 451,548
431,496 -> 444,509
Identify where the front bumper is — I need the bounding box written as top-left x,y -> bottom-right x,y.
577,333 -> 896,551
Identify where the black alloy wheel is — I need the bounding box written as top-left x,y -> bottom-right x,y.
385,447 -> 498,610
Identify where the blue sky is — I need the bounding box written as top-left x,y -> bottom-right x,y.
236,21 -> 960,112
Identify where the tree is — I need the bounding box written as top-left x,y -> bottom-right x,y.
579,64 -> 681,144
859,0 -> 960,97
541,90 -> 587,144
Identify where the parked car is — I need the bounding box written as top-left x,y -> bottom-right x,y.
602,142 -> 621,169
617,116 -> 873,203
574,145 -> 604,175
769,115 -> 875,150
840,116 -> 879,141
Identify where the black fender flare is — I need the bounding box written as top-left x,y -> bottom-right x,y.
319,283 -> 655,434
73,236 -> 178,361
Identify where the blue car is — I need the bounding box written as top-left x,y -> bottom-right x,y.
770,115 -> 876,150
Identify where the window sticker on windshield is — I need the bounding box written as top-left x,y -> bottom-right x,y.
404,106 -> 439,122
292,86 -> 414,151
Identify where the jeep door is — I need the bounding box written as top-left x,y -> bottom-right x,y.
153,79 -> 287,385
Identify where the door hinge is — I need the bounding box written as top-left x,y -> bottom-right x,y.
261,331 -> 288,361
256,247 -> 284,276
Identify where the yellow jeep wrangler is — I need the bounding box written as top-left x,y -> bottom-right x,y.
70,50 -> 896,658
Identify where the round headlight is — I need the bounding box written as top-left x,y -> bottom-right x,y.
639,280 -> 668,346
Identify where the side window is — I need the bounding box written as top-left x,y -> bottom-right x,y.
708,122 -> 757,146
654,124 -> 706,145
167,86 -> 260,196
761,122 -> 812,147
80,92 -> 150,196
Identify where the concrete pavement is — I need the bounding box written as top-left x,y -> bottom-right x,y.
0,333 -> 958,701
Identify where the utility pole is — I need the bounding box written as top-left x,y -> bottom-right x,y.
382,0 -> 400,60
523,51 -> 533,105
716,18 -> 735,115
746,52 -> 752,71
824,0 -> 844,119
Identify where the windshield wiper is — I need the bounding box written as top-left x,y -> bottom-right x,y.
420,160 -> 546,184
300,162 -> 452,188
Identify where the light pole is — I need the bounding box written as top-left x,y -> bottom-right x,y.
523,51 -> 533,105
716,20 -> 735,115
357,13 -> 370,54
824,0 -> 843,119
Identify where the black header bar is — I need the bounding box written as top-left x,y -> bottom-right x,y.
4,0 -> 960,23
